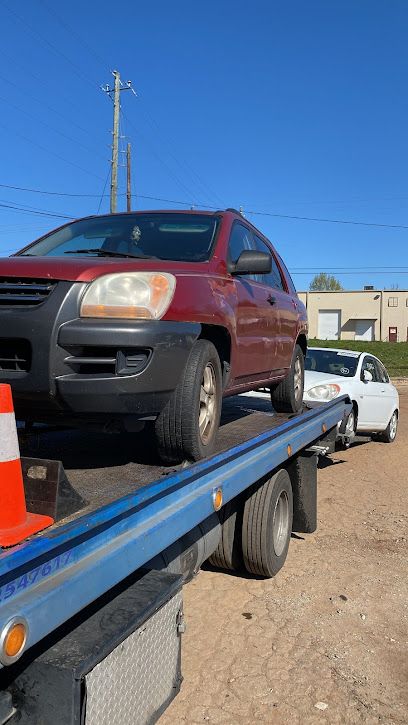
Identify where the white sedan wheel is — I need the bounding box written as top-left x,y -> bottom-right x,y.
345,410 -> 356,436
388,411 -> 398,441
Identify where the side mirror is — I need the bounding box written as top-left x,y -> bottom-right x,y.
230,250 -> 272,276
362,369 -> 373,383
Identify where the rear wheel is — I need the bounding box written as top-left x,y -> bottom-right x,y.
378,410 -> 398,443
208,497 -> 244,571
155,339 -> 222,463
242,469 -> 293,577
271,344 -> 304,414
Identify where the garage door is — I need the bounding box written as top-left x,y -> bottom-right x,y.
318,310 -> 341,340
355,319 -> 374,341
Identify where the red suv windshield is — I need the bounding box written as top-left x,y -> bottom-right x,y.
19,213 -> 220,262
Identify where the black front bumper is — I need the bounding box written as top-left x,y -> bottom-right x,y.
0,281 -> 200,421
56,318 -> 200,416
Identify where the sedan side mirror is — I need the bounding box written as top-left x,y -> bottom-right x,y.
230,250 -> 272,276
362,369 -> 373,383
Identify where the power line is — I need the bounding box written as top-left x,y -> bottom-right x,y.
134,194 -> 408,229
290,270 -> 408,275
0,61 -> 105,146
15,1 -> 225,209
1,49 -> 104,143
0,92 -> 107,163
3,3 -> 405,227
290,266 -> 408,271
1,183 -> 408,231
38,0 -> 107,69
2,1 -> 98,90
97,167 -> 111,214
137,104 -> 225,207
0,201 -> 73,220
0,183 -> 124,198
246,209 -> 408,229
0,121 -> 104,181
120,110 -> 202,206
0,197 -> 72,216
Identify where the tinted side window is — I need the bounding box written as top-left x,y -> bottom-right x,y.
374,360 -> 389,384
361,356 -> 380,382
277,254 -> 297,295
254,235 -> 285,291
228,223 -> 254,263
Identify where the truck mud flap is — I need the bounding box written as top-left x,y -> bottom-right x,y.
286,452 -> 317,534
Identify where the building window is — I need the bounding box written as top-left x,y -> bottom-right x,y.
388,297 -> 398,307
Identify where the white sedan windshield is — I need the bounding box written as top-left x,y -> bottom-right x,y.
305,350 -> 360,378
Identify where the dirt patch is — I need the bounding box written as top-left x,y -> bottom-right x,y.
161,387 -> 408,724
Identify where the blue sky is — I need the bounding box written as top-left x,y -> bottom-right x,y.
1,0 -> 407,290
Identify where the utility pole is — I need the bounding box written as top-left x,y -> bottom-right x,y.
102,71 -> 136,214
110,70 -> 120,213
126,143 -> 132,212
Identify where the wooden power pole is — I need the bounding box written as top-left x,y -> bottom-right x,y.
110,70 -> 121,213
102,71 -> 135,214
126,143 -> 132,212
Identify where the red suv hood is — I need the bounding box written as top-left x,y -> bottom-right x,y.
0,256 -> 207,282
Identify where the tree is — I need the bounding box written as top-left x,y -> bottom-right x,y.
309,273 -> 343,291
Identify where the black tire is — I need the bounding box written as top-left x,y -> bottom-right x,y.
342,407 -> 357,448
208,496 -> 244,571
242,469 -> 293,577
271,344 -> 304,414
377,410 -> 398,443
155,339 -> 222,463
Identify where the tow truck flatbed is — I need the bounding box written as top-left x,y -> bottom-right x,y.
19,395 -> 310,516
0,394 -> 350,725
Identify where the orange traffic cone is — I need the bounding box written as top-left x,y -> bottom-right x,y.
0,384 -> 54,547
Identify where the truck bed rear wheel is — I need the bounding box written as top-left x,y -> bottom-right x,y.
208,497 -> 244,571
155,339 -> 222,463
271,344 -> 304,414
242,469 -> 293,577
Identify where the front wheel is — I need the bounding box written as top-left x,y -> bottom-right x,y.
342,409 -> 357,448
378,410 -> 398,443
155,339 -> 222,463
271,344 -> 304,414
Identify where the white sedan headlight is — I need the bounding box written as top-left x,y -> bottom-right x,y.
307,384 -> 341,401
80,272 -> 176,320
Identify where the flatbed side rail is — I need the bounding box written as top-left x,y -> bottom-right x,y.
0,397 -> 350,661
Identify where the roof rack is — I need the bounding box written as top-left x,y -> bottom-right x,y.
225,207 -> 244,216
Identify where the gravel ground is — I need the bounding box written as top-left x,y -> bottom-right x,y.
161,386 -> 407,725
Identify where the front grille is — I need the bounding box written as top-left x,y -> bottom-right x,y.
0,278 -> 57,306
0,339 -> 31,372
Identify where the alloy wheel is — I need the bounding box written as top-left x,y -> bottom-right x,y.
389,412 -> 398,440
345,411 -> 355,436
199,362 -> 217,444
294,356 -> 303,404
272,490 -> 290,557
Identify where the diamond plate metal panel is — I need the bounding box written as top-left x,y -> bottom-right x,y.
84,592 -> 182,725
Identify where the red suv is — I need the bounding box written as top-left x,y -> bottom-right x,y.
0,209 -> 307,462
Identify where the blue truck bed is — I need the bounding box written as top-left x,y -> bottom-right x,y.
0,395 -> 350,658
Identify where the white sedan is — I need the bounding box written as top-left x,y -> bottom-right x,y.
303,347 -> 399,443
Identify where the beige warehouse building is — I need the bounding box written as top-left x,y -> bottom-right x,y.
298,290 -> 408,342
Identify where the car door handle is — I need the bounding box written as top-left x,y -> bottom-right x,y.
267,294 -> 276,306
